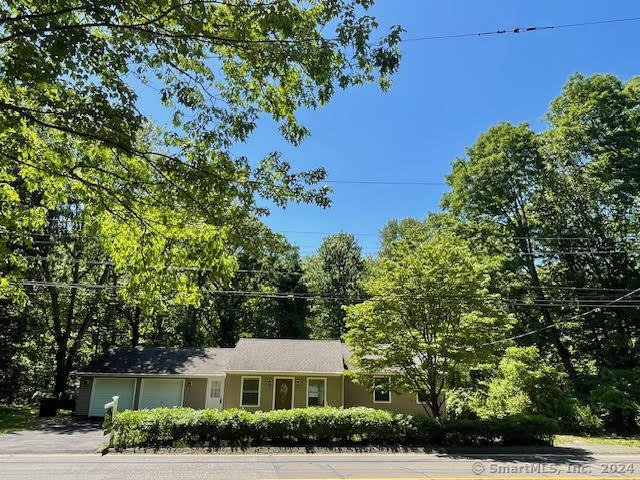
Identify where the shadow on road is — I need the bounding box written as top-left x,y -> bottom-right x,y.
429,445 -> 594,463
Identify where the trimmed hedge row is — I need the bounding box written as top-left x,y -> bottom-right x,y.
109,407 -> 558,450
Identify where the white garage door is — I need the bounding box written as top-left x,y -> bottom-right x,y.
138,379 -> 184,409
89,378 -> 136,417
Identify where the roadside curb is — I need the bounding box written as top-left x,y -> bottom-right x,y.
103,445 -> 593,455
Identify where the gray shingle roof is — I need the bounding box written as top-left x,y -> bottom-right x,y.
80,347 -> 233,376
226,338 -> 346,374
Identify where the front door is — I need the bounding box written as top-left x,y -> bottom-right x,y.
206,377 -> 225,410
274,378 -> 293,410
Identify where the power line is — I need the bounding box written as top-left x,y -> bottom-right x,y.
511,235 -> 640,241
25,239 -> 640,253
21,255 -> 305,276
12,280 -> 640,308
17,256 -> 640,293
482,285 -> 640,346
400,16 -> 640,43
521,250 -> 635,256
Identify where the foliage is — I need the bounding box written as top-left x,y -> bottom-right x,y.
109,407 -> 558,450
0,0 -> 403,261
442,73 -> 640,434
447,346 -> 603,434
0,216 -> 313,401
587,368 -> 640,434
442,121 -> 578,379
344,220 -> 513,418
472,347 -> 569,418
0,1 -> 403,400
302,233 -> 367,339
165,227 -> 310,347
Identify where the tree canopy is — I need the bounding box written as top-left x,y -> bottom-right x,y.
344,223 -> 512,418
441,73 -> 640,432
0,0 -> 401,399
1,0 -> 402,300
302,232 -> 367,339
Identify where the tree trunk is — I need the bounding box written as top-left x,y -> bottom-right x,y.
50,265 -> 111,398
427,375 -> 443,418
509,190 -> 578,381
52,344 -> 69,398
129,306 -> 141,347
428,390 -> 442,418
523,251 -> 578,380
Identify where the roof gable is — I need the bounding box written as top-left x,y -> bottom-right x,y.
226,338 -> 346,374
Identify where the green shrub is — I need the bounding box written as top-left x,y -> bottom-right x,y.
110,407 -> 558,450
446,347 -> 606,435
588,368 -> 640,434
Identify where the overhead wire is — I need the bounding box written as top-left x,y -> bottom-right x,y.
481,285 -> 640,346
399,16 -> 640,43
11,279 -> 640,309
20,255 -> 305,276
13,256 -> 640,298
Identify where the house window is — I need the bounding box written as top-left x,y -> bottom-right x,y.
241,377 -> 260,407
210,379 -> 222,398
307,378 -> 326,407
373,376 -> 391,403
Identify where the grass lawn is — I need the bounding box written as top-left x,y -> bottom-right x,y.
558,434 -> 640,448
0,405 -> 38,434
0,405 -> 73,434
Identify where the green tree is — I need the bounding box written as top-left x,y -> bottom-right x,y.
540,74 -> 640,371
442,122 -> 578,379
379,218 -> 427,258
344,227 -> 512,418
0,1 -> 402,398
177,225 -> 310,347
302,233 -> 367,339
0,1 -> 402,287
471,347 -> 571,419
442,73 -> 640,433
447,346 -> 603,433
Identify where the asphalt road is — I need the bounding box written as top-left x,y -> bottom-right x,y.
2,452 -> 640,480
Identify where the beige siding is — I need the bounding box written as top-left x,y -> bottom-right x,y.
224,374 -> 271,411
293,376 -> 343,408
183,378 -> 207,409
224,374 -> 343,411
75,376 -> 93,416
76,373 -> 441,417
344,377 -> 436,416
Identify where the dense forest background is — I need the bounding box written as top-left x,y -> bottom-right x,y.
1,1 -> 639,437
3,73 -> 640,434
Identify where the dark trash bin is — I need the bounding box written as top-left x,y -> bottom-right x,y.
39,396 -> 58,417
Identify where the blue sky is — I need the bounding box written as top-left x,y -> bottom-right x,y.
146,1 -> 640,256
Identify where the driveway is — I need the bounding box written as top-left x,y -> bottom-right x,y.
0,417 -> 105,454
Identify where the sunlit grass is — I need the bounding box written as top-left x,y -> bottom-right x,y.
0,405 -> 74,434
557,434 -> 640,448
0,405 -> 38,434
